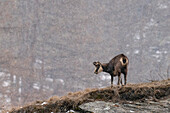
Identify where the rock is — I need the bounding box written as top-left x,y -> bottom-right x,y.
79,99 -> 170,113
79,101 -> 126,113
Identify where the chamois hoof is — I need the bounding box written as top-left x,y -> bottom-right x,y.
122,84 -> 126,87
117,85 -> 122,88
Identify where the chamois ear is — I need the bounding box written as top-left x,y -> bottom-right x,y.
93,62 -> 96,65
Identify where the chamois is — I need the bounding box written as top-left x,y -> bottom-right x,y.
93,54 -> 129,87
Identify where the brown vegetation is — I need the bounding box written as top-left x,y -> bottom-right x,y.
9,79 -> 170,113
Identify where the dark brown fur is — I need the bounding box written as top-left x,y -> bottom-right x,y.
93,54 -> 129,87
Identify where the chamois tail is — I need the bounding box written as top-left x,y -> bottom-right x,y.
120,56 -> 128,66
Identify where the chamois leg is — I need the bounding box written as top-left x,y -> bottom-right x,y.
117,72 -> 121,87
124,71 -> 127,85
120,77 -> 122,85
111,75 -> 113,88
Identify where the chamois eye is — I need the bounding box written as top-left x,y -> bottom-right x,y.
93,62 -> 97,65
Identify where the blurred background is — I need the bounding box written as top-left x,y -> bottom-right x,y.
0,0 -> 169,110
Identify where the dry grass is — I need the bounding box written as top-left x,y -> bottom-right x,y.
9,79 -> 170,113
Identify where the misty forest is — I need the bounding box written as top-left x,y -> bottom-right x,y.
0,0 -> 169,111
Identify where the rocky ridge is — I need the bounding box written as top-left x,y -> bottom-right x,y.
8,79 -> 170,113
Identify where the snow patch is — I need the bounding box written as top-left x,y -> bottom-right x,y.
134,33 -> 140,40
19,77 -> 22,86
167,41 -> 170,44
157,59 -> 161,62
126,44 -> 129,47
133,32 -> 141,40
156,50 -> 161,54
36,59 -> 43,64
18,97 -> 21,102
66,110 -> 75,113
19,88 -> 22,94
2,81 -> 11,87
134,50 -> 139,54
13,75 -> 16,84
126,51 -> 130,55
55,79 -> 65,85
6,97 -> 11,103
163,51 -> 167,54
33,83 -> 40,90
104,106 -> 110,110
152,54 -> 159,58
43,85 -> 50,90
0,72 -> 5,77
98,83 -> 102,87
158,3 -> 168,9
100,74 -> 110,81
45,77 -> 54,82
34,59 -> 43,69
41,102 -> 48,105
130,110 -> 135,112
4,95 -> 11,103
42,86 -> 53,92
144,18 -> 158,30
148,19 -> 157,26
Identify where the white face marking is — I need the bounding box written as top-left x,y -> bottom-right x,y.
94,65 -> 103,74
94,67 -> 97,73
120,57 -> 123,65
98,65 -> 103,73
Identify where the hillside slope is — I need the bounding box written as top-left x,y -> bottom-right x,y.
0,0 -> 170,108
10,79 -> 170,113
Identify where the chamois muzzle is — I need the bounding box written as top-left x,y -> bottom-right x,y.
93,61 -> 103,74
94,70 -> 98,74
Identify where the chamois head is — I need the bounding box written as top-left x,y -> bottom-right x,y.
93,61 -> 103,74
